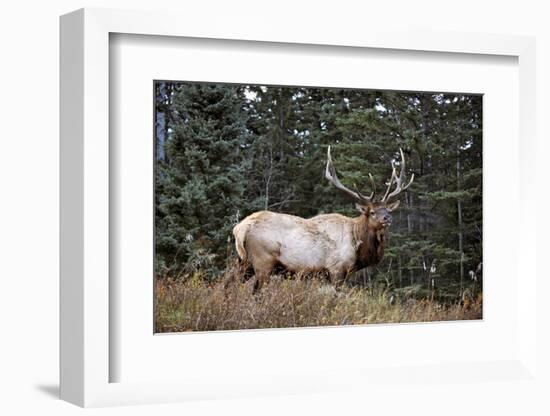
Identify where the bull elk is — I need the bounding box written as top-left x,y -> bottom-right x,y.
232,146 -> 414,289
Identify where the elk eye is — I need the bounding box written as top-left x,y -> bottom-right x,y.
370,211 -> 375,216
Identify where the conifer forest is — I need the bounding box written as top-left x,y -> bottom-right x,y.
154,81 -> 483,332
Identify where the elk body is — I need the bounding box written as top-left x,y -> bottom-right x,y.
233,147 -> 414,289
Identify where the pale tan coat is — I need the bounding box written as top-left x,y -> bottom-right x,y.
233,210 -> 361,286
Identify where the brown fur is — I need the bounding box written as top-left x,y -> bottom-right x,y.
352,214 -> 387,271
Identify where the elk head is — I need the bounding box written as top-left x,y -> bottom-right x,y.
325,146 -> 414,230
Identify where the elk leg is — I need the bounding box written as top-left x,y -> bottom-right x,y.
253,271 -> 270,292
328,269 -> 345,289
251,256 -> 275,292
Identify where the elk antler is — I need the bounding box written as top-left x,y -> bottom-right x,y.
326,146 -> 375,203
381,148 -> 414,202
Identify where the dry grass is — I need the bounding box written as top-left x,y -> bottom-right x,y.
155,265 -> 482,332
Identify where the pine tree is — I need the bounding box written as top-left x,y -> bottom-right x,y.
155,83 -> 249,277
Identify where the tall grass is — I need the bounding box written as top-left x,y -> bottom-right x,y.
155,264 -> 482,333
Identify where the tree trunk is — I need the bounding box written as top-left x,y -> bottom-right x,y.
398,255 -> 403,287
407,192 -> 414,285
155,82 -> 166,161
457,146 -> 464,296
264,143 -> 273,210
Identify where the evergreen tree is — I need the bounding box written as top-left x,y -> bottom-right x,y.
155,83 -> 249,276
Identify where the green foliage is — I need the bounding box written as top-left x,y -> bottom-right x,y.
155,83 -> 251,276
155,82 -> 483,301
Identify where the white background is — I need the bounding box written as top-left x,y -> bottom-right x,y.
1,1 -> 548,415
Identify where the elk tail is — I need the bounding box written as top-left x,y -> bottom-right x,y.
232,222 -> 249,261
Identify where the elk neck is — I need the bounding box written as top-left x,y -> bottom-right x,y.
352,214 -> 386,269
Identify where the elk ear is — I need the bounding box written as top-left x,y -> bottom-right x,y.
386,200 -> 400,212
355,203 -> 367,214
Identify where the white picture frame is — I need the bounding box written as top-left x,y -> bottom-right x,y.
60,7 -> 540,408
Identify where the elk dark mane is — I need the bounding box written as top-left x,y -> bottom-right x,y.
353,215 -> 386,270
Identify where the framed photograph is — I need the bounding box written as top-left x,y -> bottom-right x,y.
152,79 -> 483,334
60,7 -> 540,408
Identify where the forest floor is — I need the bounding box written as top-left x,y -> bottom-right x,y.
155,267 -> 482,333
